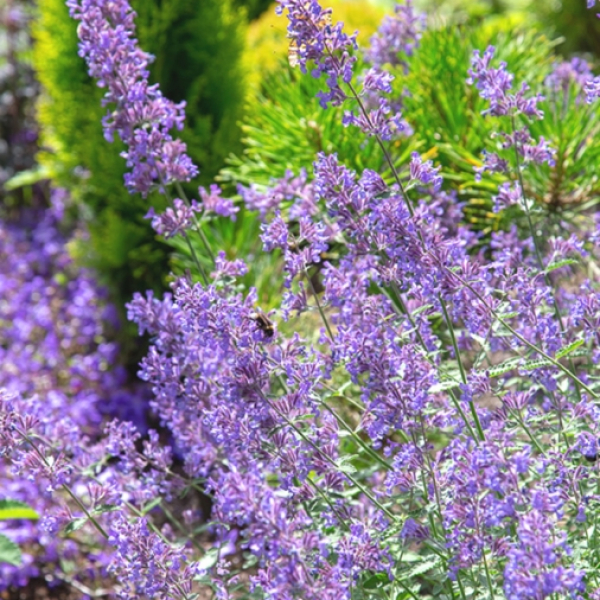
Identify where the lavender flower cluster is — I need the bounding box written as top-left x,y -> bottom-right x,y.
0,192 -> 148,591
4,1 -> 600,599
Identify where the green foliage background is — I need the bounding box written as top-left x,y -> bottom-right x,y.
232,0 -> 272,21
409,0 -> 600,57
402,20 -> 600,233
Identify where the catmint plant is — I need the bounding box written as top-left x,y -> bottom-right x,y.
3,1 -> 600,599
0,192 -> 149,591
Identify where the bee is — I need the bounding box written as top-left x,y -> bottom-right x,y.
249,310 -> 275,339
288,39 -> 303,69
288,10 -> 332,69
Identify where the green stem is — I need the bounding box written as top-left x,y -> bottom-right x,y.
378,281 -> 481,443
261,389 -> 399,523
17,430 -> 110,540
395,579 -> 421,600
304,267 -> 335,342
482,548 -> 496,600
305,477 -> 351,532
317,396 -> 392,471
439,294 -> 485,442
510,115 -> 582,405
182,231 -> 209,286
175,181 -> 217,264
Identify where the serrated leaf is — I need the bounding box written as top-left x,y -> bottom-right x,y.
486,357 -> 521,377
555,339 -> 584,359
0,500 -> 39,521
382,520 -> 405,540
400,556 -> 442,580
521,358 -> 553,370
0,534 -> 22,566
196,547 -> 221,572
429,380 -> 460,394
497,311 -> 519,320
545,258 -> 579,273
64,517 -> 88,534
92,504 -> 119,516
337,461 -> 357,475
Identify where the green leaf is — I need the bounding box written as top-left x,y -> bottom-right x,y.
3,166 -> 51,191
141,497 -> 162,516
196,547 -> 221,572
429,379 -> 460,394
92,503 -> 119,516
0,500 -> 39,521
336,457 -> 358,475
545,258 -> 579,273
486,357 -> 521,378
382,519 -> 405,540
64,517 -> 88,534
555,339 -> 585,359
400,556 -> 442,580
520,358 -> 553,371
0,534 -> 22,566
497,311 -> 519,320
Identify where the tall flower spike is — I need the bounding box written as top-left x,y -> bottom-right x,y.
468,46 -> 544,119
468,45 -> 555,194
546,58 -> 592,96
365,1 -> 424,71
277,0 -> 358,108
67,0 -> 198,196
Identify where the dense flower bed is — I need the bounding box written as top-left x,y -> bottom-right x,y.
0,193 -> 148,590
3,0 -> 600,599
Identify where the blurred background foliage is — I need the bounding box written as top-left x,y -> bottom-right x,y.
411,0 -> 600,57
0,0 -> 44,209
232,0 -> 272,21
400,18 -> 600,235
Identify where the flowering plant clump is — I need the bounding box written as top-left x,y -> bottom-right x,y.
0,192 -> 150,591
4,1 -> 600,599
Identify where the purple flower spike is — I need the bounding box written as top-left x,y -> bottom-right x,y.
67,0 -> 198,196
277,0 -> 358,108
409,152 -> 442,191
546,58 -> 592,95
468,46 -> 544,119
147,198 -> 200,238
504,510 -> 585,599
585,76 -> 600,104
366,1 -> 424,71
199,184 -> 239,220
